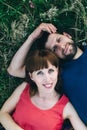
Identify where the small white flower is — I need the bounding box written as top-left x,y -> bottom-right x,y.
40,6 -> 58,21
82,42 -> 87,46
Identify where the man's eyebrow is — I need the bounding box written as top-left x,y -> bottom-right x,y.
56,37 -> 61,42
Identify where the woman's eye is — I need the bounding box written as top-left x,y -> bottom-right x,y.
49,69 -> 54,73
37,71 -> 43,75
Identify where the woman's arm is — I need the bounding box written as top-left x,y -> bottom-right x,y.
0,111 -> 24,130
63,102 -> 87,130
0,82 -> 27,130
1,82 -> 26,113
7,23 -> 57,78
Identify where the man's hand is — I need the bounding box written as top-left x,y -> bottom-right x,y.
30,23 -> 57,41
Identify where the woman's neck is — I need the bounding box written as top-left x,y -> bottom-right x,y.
36,91 -> 59,100
31,91 -> 60,110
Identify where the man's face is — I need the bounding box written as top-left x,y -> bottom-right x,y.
45,33 -> 77,60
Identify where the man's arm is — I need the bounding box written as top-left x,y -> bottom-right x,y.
7,23 -> 57,78
7,35 -> 34,78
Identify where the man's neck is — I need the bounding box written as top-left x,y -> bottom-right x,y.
73,47 -> 83,59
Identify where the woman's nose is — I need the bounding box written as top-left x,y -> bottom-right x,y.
44,74 -> 51,82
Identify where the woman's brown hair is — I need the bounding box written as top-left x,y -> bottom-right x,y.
25,49 -> 63,96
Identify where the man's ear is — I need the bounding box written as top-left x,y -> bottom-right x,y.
63,32 -> 72,39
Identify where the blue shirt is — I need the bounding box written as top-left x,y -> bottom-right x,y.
61,46 -> 87,124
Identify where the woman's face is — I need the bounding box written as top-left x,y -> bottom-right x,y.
29,61 -> 58,93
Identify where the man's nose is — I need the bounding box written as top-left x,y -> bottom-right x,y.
61,44 -> 65,49
58,43 -> 65,50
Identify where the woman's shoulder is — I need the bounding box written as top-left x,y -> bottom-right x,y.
60,94 -> 69,103
63,101 -> 76,120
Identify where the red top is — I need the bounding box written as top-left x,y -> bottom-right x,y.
12,84 -> 69,130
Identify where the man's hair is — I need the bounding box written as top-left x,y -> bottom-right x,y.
29,32 -> 50,52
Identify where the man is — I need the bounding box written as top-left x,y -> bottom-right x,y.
7,23 -> 87,125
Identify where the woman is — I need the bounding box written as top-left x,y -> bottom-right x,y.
0,49 -> 87,130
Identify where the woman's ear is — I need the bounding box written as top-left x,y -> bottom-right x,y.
63,32 -> 72,39
29,72 -> 33,80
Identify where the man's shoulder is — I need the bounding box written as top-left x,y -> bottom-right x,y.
79,43 -> 87,51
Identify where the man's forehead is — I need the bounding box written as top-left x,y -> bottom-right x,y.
45,34 -> 58,49
47,33 -> 62,44
49,33 -> 64,42
49,33 -> 61,38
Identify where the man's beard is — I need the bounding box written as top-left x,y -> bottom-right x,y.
63,44 -> 77,61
